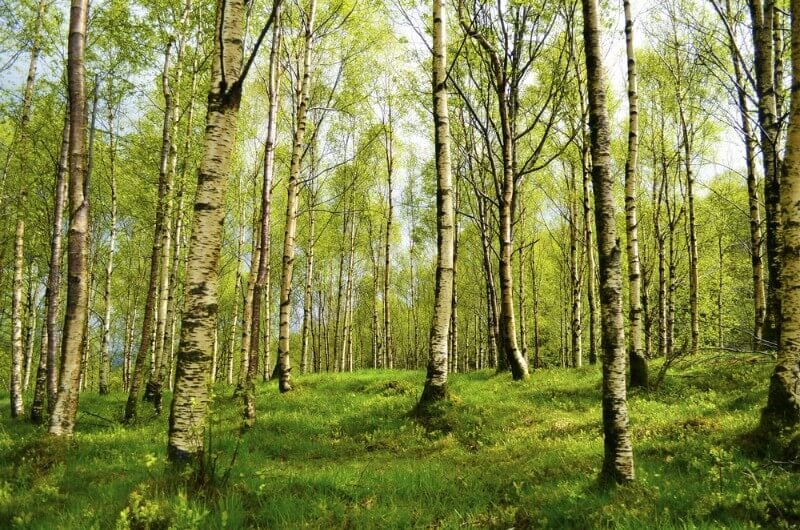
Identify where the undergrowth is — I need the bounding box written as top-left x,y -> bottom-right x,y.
1,354 -> 798,529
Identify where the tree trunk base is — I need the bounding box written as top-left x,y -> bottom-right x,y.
629,353 -> 648,389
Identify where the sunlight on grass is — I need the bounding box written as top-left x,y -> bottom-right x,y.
1,355 -> 798,528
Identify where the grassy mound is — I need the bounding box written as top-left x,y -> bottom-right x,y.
1,356 -> 798,528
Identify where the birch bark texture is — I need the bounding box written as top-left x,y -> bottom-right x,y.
581,0 -> 635,483
50,0 -> 90,436
419,0 -> 454,406
276,0 -> 317,393
168,0 -> 251,460
623,0 -> 648,388
759,0 -> 800,436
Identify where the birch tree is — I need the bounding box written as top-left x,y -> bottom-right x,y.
759,0 -> 800,438
167,0 -> 282,460
49,0 -> 90,436
418,0 -> 454,407
581,0 -> 635,482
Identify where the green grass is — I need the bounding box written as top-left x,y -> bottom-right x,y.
1,355 -> 799,529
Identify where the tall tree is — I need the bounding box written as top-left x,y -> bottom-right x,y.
276,0 -> 317,393
581,0 -> 635,482
49,0 -> 90,436
418,0 -> 454,407
759,0 -> 800,438
246,3 -> 282,419
31,113 -> 69,423
167,0 -> 281,460
624,0 -> 648,387
750,0 -> 782,347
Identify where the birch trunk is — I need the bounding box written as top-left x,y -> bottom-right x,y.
99,95 -> 118,395
419,0 -> 454,406
10,212 -> 25,417
164,60 -> 198,392
750,0 -> 782,347
148,0 -> 192,412
168,0 -> 252,460
624,0 -> 647,386
276,0 -> 316,393
722,0 -> 767,347
759,0 -> 800,435
245,4 -> 281,419
126,42 -> 175,421
301,201 -> 315,374
50,0 -> 90,436
22,277 -> 37,391
383,112 -> 394,369
582,0 -> 635,482
583,156 -> 598,365
569,167 -> 583,368
17,0 -> 49,423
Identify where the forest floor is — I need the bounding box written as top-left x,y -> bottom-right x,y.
1,353 -> 799,529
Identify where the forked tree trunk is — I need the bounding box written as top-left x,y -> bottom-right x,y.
582,0 -> 635,483
168,0 -> 264,460
759,0 -> 800,436
624,0 -> 648,386
276,0 -> 316,393
23,0 -> 54,423
50,0 -> 90,436
419,0 -> 454,407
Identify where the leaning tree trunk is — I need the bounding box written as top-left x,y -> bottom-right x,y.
759,0 -> 800,436
582,0 -> 635,483
168,0 -> 259,460
8,0 -> 47,419
50,0 -> 90,436
418,0 -> 455,408
276,0 -> 316,393
624,0 -> 647,387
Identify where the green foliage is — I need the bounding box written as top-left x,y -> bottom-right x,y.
1,355 -> 798,528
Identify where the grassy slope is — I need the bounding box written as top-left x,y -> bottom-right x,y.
1,355 -> 798,529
